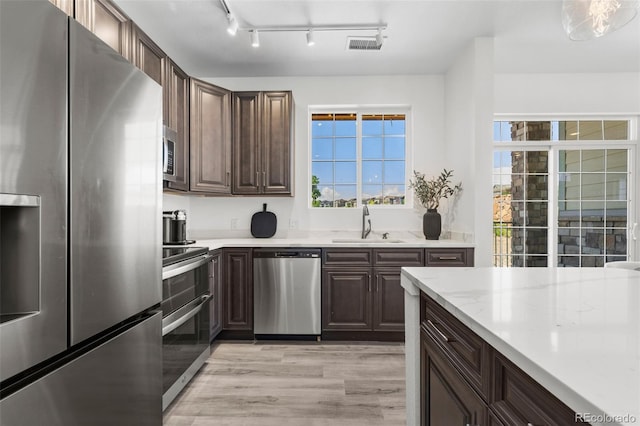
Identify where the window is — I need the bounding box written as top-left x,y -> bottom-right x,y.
310,111 -> 407,207
492,119 -> 635,267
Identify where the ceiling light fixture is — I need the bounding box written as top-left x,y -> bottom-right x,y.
306,29 -> 315,46
562,0 -> 639,40
227,14 -> 239,36
251,30 -> 260,47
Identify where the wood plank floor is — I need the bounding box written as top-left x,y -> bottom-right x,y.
163,341 -> 406,426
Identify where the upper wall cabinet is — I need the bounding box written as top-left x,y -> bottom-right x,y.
75,0 -> 130,58
232,91 -> 293,195
163,59 -> 190,192
130,23 -> 165,86
190,78 -> 232,194
49,0 -> 74,16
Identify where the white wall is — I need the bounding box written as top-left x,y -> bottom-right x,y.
165,75 -> 446,239
494,72 -> 640,260
443,38 -> 495,266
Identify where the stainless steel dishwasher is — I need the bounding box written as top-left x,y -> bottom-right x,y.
253,248 -> 321,336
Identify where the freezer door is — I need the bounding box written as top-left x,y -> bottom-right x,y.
0,312 -> 162,426
0,0 -> 68,382
69,20 -> 162,344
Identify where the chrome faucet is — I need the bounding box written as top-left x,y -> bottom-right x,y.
362,205 -> 371,239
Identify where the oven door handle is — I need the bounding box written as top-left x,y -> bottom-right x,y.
162,254 -> 213,280
162,293 -> 212,336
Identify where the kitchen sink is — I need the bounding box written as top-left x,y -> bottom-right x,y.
331,238 -> 405,244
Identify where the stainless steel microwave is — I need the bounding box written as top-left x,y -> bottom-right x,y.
163,126 -> 177,182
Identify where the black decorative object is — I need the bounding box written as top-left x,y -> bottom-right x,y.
423,209 -> 441,240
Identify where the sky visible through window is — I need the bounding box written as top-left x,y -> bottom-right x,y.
311,113 -> 406,207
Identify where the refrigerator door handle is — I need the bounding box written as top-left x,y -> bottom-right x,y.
162,293 -> 212,336
162,254 -> 213,280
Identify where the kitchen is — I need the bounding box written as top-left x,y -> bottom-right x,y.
1,0 -> 639,425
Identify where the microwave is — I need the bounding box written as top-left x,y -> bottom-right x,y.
163,126 -> 177,182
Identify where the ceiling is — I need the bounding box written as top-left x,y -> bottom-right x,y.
113,0 -> 640,78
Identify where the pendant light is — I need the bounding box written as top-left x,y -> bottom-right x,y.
562,0 -> 639,40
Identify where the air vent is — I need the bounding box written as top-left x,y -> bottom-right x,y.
346,36 -> 382,51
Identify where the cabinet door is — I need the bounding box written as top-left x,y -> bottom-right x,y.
261,91 -> 292,194
75,0 -> 130,58
232,92 -> 261,194
164,59 -> 190,191
222,248 -> 253,331
421,330 -> 486,426
322,269 -> 372,331
209,250 -> 223,341
130,23 -> 164,86
190,78 -> 231,193
49,0 -> 74,16
373,267 -> 404,331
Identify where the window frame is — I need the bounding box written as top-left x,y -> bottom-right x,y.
308,106 -> 412,209
492,115 -> 638,267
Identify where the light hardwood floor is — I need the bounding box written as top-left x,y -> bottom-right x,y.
163,341 -> 406,426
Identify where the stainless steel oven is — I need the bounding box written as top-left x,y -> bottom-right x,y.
161,246 -> 212,411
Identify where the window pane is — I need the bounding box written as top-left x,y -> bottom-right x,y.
384,116 -> 405,135
581,174 -> 605,200
312,162 -> 333,184
558,173 -> 580,200
335,115 -> 356,136
525,151 -> 548,173
362,115 -> 383,136
581,228 -> 604,255
335,138 -> 356,160
606,173 -> 627,200
362,184 -> 382,204
559,121 -> 578,140
362,137 -> 383,159
607,149 -> 627,172
333,185 -> 357,207
317,184 -> 334,203
335,162 -> 356,184
312,138 -> 333,160
581,150 -> 605,172
579,121 -> 603,140
603,120 -> 628,140
559,150 -> 580,172
525,121 -> 551,141
311,119 -> 333,137
510,121 -> 525,141
384,161 -> 405,184
362,161 -> 382,184
384,137 -> 405,159
511,151 -> 525,173
383,185 -> 405,205
525,175 -> 548,200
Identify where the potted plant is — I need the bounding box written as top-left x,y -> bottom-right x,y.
409,169 -> 462,240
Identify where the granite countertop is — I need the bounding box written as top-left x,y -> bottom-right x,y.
186,231 -> 475,251
401,266 -> 640,426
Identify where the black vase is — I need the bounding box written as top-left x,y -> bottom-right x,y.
423,209 -> 441,240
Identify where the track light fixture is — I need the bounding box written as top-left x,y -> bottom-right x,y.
251,30 -> 260,47
306,29 -> 315,46
227,14 -> 238,36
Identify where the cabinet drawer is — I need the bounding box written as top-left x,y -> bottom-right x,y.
420,293 -> 490,399
373,248 -> 423,267
322,249 -> 372,266
425,248 -> 473,266
490,353 -> 585,426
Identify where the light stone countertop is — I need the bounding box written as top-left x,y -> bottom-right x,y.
188,230 -> 475,251
401,266 -> 640,426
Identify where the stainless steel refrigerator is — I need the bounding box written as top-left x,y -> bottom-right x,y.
0,1 -> 163,424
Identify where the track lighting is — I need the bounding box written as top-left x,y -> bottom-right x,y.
376,28 -> 384,47
251,30 -> 260,47
227,14 -> 238,36
306,29 -> 315,46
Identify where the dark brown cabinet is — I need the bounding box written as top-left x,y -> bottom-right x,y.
190,78 -> 232,194
209,250 -> 222,342
130,23 -> 164,86
420,291 -> 587,426
75,0 -> 130,58
164,58 -> 190,191
425,247 -> 474,267
421,328 -> 487,426
221,248 -> 253,336
322,248 -> 424,340
232,91 -> 293,195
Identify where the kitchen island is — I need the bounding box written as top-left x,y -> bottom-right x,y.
401,267 -> 640,426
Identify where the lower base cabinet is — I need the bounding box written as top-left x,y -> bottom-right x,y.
209,250 -> 222,342
420,291 -> 588,426
219,248 -> 253,339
